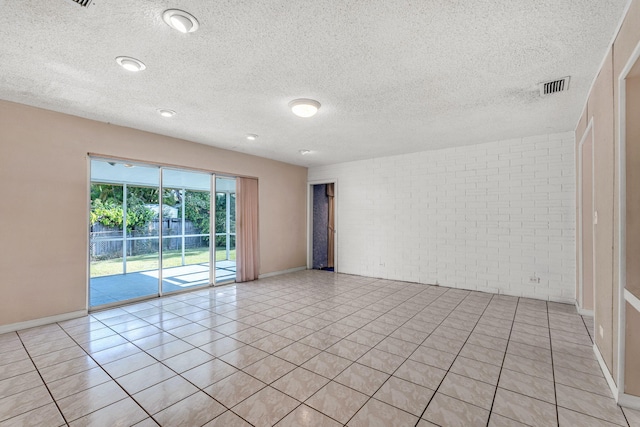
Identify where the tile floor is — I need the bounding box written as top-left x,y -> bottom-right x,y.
1,270 -> 639,426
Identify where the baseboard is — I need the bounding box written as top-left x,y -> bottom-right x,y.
594,343 -> 619,400
0,310 -> 88,334
258,266 -> 306,279
618,392 -> 640,410
575,301 -> 594,316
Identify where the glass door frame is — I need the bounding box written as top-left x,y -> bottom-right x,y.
89,156 -> 233,309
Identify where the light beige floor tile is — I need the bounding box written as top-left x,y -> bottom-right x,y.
132,375 -> 197,415
145,340 -> 194,361
409,345 -> 457,370
131,332 -> 179,351
272,367 -> 330,401
118,325 -> 162,342
0,348 -> 29,367
422,393 -> 490,427
0,385 -> 53,422
251,334 -> 295,354
298,332 -> 342,351
623,406 -> 640,427
68,397 -> 148,427
553,352 -> 603,376
345,329 -> 387,347
506,341 -> 552,364
57,381 -> 128,422
220,345 -> 269,369
499,367 -> 555,404
233,386 -> 299,426
203,410 -> 252,427
373,376 -> 433,416
422,333 -> 466,354
31,345 -> 88,370
181,329 -> 225,347
326,340 -> 372,361
276,404 -> 341,426
48,366 -> 111,400
116,362 -> 176,394
274,342 -> 322,365
348,398 -> 419,427
493,388 -> 557,427
396,358 -> 446,389
488,413 -> 529,426
502,353 -> 554,381
39,355 -> 97,382
154,391 -> 225,426
306,381 -> 368,424
101,351 -> 156,378
459,342 -> 505,367
204,371 -> 265,408
450,356 -> 501,385
199,337 -> 246,357
0,402 -> 65,427
466,332 -> 509,352
558,407 -> 624,427
439,372 -> 495,410
0,371 -> 43,400
162,347 -> 213,373
181,358 -> 238,389
0,359 -> 35,382
81,335 -> 128,354
555,383 -> 627,426
91,343 -> 142,364
374,337 -> 419,358
302,352 -> 352,379
357,348 -> 404,374
243,354 -> 296,384
334,362 -> 390,396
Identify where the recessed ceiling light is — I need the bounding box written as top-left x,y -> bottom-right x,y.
163,9 -> 199,33
124,164 -> 134,168
289,99 -> 321,118
157,109 -> 176,118
115,56 -> 146,72
246,134 -> 258,141
299,149 -> 312,155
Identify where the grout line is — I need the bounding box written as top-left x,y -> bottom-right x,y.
485,296 -> 519,427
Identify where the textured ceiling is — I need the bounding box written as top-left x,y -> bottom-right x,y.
0,0 -> 628,167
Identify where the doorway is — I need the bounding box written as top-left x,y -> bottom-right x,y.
309,182 -> 336,271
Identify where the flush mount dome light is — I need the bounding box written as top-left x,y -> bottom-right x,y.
157,109 -> 176,118
163,9 -> 199,33
246,134 -> 258,141
116,56 -> 146,72
299,149 -> 312,155
289,99 -> 321,118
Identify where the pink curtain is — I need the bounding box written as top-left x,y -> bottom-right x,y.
236,177 -> 259,282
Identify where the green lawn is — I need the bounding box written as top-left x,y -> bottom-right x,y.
91,248 -> 235,277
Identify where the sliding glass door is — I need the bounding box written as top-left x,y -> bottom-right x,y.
161,169 -> 213,293
89,161 -> 160,305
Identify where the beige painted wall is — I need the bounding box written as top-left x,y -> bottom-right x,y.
0,100 -> 308,327
576,0 -> 640,394
581,129 -> 594,311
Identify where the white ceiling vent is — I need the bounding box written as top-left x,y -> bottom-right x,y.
540,77 -> 570,96
64,0 -> 93,7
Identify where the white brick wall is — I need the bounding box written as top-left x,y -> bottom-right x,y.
308,132 -> 576,303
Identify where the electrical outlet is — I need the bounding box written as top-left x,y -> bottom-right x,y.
435,280 -> 440,286
599,325 -> 604,338
529,274 -> 540,284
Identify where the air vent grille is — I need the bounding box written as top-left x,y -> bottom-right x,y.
65,0 -> 92,7
540,77 -> 570,96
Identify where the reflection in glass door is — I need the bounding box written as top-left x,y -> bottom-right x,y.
161,169 -> 212,293
215,177 -> 236,283
89,161 -> 160,306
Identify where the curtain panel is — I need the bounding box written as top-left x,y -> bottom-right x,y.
236,177 -> 259,282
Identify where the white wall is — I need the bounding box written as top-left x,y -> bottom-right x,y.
309,132 -> 576,303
